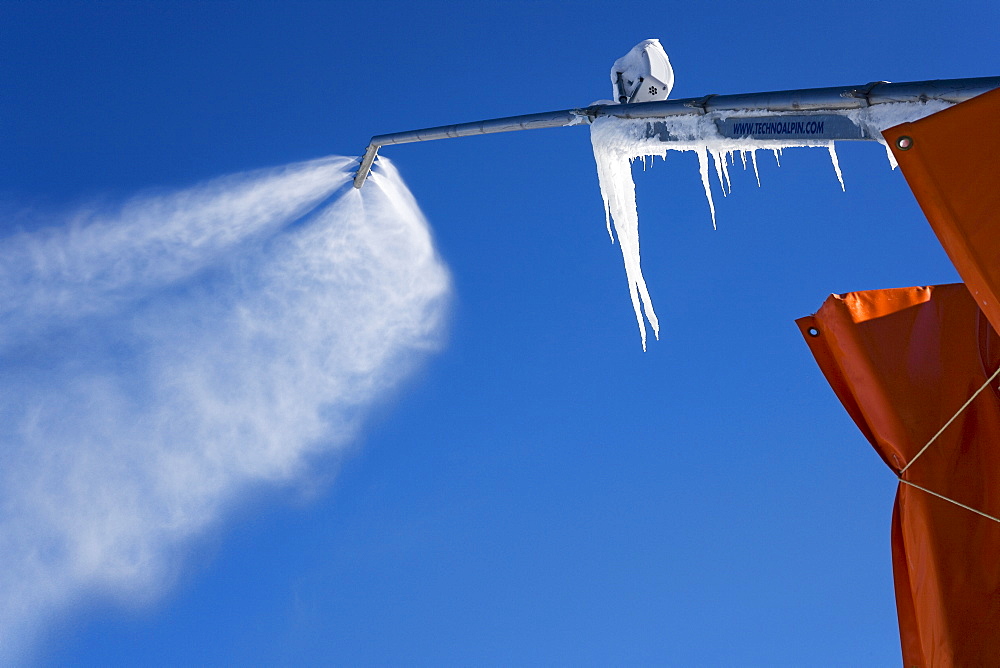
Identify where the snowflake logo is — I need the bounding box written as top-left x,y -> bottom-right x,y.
648,85 -> 658,96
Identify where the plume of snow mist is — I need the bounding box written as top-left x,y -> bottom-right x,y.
0,156 -> 451,662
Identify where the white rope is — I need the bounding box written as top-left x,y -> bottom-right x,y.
898,478 -> 1000,524
898,364 -> 1000,475
890,363 -> 1000,524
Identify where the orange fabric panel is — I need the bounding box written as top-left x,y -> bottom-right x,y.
798,284 -> 1000,668
885,87 -> 1000,334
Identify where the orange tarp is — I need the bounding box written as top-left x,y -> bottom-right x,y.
796,87 -> 1000,666
798,284 -> 1000,667
887,86 -> 1000,334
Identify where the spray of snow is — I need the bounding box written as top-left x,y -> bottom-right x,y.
0,156 -> 450,663
591,100 -> 952,348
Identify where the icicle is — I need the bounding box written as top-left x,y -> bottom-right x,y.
721,151 -> 733,194
697,147 -> 717,230
883,141 -> 899,170
586,99 -> 965,348
827,143 -> 845,191
712,150 -> 727,196
589,121 -> 659,349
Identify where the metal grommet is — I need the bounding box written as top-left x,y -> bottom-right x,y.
896,135 -> 914,151
807,327 -> 820,337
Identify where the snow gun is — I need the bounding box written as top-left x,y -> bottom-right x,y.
354,39 -> 1000,188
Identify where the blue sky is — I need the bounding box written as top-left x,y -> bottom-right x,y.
2,1 -> 999,665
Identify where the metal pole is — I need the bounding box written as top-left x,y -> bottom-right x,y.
352,109 -> 584,188
354,76 -> 1000,188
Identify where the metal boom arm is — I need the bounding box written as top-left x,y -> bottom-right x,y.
354,76 -> 1000,188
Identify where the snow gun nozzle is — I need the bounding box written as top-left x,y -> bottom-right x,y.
354,144 -> 379,189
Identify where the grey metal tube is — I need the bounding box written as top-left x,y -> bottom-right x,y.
372,108 -> 583,148
601,77 -> 1000,120
352,110 -> 583,188
354,76 -> 1000,188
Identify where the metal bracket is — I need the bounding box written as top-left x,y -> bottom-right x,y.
684,94 -> 717,114
844,81 -> 890,106
615,72 -> 629,104
626,77 -> 645,104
